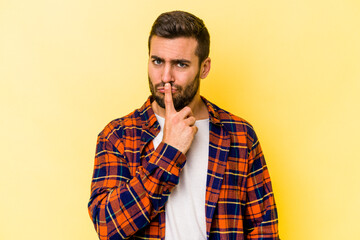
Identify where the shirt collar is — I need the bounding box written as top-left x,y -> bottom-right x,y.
200,96 -> 222,126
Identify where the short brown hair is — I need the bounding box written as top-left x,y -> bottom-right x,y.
148,11 -> 210,65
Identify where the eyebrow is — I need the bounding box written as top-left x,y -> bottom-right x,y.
151,55 -> 191,65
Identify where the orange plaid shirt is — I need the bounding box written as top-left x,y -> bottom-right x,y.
88,96 -> 279,239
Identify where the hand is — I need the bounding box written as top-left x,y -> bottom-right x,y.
162,83 -> 198,154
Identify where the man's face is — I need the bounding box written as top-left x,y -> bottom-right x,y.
148,36 -> 201,111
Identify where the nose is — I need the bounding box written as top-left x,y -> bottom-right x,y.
161,64 -> 174,83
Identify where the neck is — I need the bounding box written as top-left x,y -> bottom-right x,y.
152,94 -> 209,120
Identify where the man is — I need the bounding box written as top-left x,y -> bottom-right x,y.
88,10 -> 279,240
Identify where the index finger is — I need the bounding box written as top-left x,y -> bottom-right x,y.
164,83 -> 176,114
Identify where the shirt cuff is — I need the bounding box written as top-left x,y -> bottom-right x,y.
147,142 -> 186,177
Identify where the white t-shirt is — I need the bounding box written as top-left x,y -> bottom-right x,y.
153,114 -> 209,240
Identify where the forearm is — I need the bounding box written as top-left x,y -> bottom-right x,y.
244,192 -> 279,239
88,141 -> 186,240
244,140 -> 279,239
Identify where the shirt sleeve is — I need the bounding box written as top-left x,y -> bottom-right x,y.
88,133 -> 186,240
244,134 -> 280,239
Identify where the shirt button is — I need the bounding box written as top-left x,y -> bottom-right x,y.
176,163 -> 181,168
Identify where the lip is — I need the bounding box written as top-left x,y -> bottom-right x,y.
157,87 -> 177,93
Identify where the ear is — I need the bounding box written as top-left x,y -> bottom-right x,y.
199,57 -> 211,79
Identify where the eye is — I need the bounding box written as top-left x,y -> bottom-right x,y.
177,62 -> 188,68
152,58 -> 162,65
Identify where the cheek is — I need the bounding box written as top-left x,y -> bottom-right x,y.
148,68 -> 158,83
179,71 -> 197,84
148,69 -> 156,84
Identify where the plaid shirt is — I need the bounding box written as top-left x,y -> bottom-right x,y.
88,96 -> 279,240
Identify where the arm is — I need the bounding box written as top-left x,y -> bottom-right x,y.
244,135 -> 280,240
88,132 -> 186,240
88,84 -> 196,239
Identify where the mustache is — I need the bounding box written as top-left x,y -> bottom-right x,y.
154,83 -> 182,91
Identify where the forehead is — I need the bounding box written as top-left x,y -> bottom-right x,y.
149,36 -> 198,60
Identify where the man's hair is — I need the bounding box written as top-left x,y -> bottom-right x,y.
148,10 -> 210,65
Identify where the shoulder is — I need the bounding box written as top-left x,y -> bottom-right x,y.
97,108 -> 143,142
97,97 -> 153,141
205,98 -> 259,144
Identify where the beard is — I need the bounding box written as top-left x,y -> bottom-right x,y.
148,72 -> 200,111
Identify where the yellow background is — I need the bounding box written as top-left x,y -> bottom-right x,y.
1,1 -> 359,239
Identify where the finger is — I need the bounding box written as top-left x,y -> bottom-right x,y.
178,106 -> 193,119
184,116 -> 196,126
164,83 -> 176,114
192,125 -> 198,135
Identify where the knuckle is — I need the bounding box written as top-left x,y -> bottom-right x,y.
182,106 -> 191,113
